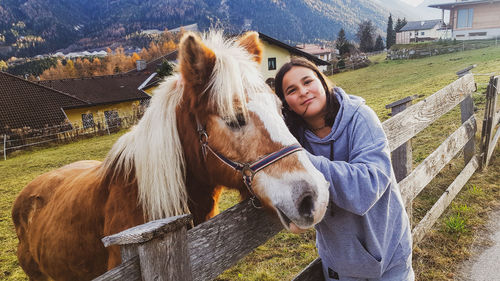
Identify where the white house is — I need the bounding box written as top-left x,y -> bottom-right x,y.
429,0 -> 500,40
396,20 -> 451,44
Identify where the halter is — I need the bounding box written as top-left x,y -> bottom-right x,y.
196,116 -> 303,208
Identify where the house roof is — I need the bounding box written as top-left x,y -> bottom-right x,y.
127,50 -> 178,74
0,71 -> 88,134
295,44 -> 335,55
400,20 -> 444,31
38,72 -> 152,108
429,0 -> 500,9
257,33 -> 330,65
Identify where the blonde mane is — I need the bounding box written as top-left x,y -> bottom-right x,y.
101,31 -> 270,221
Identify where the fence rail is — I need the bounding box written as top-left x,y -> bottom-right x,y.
1,111 -> 144,160
88,72 -> 494,281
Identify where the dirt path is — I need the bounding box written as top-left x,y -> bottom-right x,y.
456,208 -> 500,281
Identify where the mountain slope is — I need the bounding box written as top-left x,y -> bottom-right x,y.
0,0 -> 404,59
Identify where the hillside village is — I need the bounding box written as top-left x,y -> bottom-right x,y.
0,1 -> 499,280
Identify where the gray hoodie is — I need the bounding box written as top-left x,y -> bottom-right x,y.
301,88 -> 412,279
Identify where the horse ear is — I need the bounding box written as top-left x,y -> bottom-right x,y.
179,32 -> 216,93
238,31 -> 263,64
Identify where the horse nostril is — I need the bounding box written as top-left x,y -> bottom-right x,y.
298,194 -> 314,218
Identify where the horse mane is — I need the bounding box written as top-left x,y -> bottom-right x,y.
100,30 -> 269,221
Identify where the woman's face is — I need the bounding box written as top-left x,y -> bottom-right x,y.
282,66 -> 327,121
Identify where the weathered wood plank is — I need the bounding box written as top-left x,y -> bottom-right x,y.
412,156 -> 479,244
102,214 -> 192,247
461,94 -> 475,164
92,256 -> 141,281
385,95 -> 418,110
137,225 -> 192,281
292,258 -> 324,281
399,115 -> 476,204
484,76 -> 499,167
387,96 -> 414,183
187,199 -> 283,281
486,126 -> 500,167
382,74 -> 475,152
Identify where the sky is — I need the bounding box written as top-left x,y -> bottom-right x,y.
400,0 -> 425,7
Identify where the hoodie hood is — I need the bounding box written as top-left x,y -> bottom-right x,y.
305,87 -> 365,144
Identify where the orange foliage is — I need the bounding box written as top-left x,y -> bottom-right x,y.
39,38 -> 177,80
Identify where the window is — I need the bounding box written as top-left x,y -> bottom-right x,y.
469,32 -> 487,36
268,58 -> 276,70
104,110 -> 120,128
457,8 -> 473,28
421,32 -> 425,36
265,78 -> 275,90
410,32 -> 412,36
82,113 -> 95,129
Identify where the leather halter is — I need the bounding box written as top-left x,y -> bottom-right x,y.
196,116 -> 303,208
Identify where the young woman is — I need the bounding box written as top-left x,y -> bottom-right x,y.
275,57 -> 414,281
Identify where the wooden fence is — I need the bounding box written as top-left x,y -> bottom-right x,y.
93,73 -> 484,281
480,75 -> 500,168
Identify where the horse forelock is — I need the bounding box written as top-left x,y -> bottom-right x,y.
100,74 -> 189,221
202,30 -> 270,123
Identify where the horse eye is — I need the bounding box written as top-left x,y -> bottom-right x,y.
225,113 -> 246,129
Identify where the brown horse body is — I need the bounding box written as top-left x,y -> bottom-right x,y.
12,31 -> 330,280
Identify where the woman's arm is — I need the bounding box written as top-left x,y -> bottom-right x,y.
307,108 -> 394,216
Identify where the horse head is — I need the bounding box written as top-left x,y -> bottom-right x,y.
175,31 -> 330,230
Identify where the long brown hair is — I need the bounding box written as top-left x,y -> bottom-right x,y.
274,57 -> 339,136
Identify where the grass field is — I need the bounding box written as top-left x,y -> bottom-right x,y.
1,46 -> 499,280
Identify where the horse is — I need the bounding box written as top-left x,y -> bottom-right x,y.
12,30 -> 330,280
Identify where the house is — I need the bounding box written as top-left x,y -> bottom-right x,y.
0,71 -> 88,135
429,0 -> 500,40
257,32 -> 330,87
396,19 -> 450,44
295,43 -> 337,68
38,72 -> 153,130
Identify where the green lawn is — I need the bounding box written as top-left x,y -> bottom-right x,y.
1,46 -> 500,281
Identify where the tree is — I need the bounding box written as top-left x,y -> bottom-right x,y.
386,14 -> 395,49
336,28 -> 350,56
356,20 -> 375,52
156,60 -> 174,78
395,18 -> 407,33
0,60 -> 8,71
374,35 -> 385,51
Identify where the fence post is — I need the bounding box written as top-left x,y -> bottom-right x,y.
3,134 -> 6,161
385,95 -> 417,226
101,214 -> 193,281
457,68 -> 476,165
480,76 -> 499,168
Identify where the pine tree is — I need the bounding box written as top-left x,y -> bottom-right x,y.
375,35 -> 385,51
386,14 -> 395,49
356,20 -> 375,52
336,28 -> 350,56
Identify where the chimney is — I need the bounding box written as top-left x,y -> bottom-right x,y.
136,59 -> 146,72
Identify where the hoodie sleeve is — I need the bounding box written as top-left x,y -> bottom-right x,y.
306,106 -> 394,216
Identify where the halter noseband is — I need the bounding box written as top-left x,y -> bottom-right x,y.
196,116 -> 303,208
